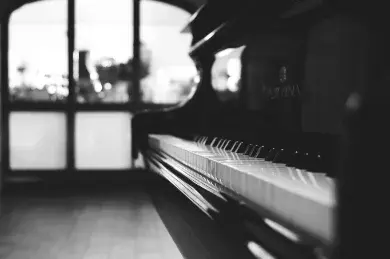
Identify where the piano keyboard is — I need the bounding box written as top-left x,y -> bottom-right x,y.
148,134 -> 336,246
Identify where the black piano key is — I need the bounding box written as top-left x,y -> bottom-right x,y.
295,151 -> 323,173
249,145 -> 260,157
265,147 -> 279,161
210,137 -> 220,147
254,145 -> 269,158
286,150 -> 303,169
198,136 -> 206,144
243,144 -> 254,155
300,152 -> 314,171
205,137 -> 215,146
313,153 -> 325,171
272,148 -> 293,164
222,139 -> 230,149
229,141 -> 239,152
220,139 -> 228,149
223,140 -> 233,150
216,139 -> 224,148
301,152 -> 320,172
323,154 -> 335,178
197,136 -> 204,144
234,142 -> 245,153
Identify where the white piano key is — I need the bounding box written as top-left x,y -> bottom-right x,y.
149,134 -> 335,244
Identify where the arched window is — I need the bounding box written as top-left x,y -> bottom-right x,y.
9,0 -> 196,105
140,1 -> 196,104
9,0 -> 68,102
5,0 -> 196,172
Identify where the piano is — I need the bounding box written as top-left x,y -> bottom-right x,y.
132,1 -> 390,258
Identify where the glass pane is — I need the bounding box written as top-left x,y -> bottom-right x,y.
75,0 -> 133,103
75,112 -> 132,169
10,112 -> 67,169
140,1 -> 197,105
9,0 -> 68,102
212,47 -> 246,104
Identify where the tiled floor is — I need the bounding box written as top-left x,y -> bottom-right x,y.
0,182 -> 183,259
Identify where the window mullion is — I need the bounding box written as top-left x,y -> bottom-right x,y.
67,0 -> 76,172
1,17 -> 11,176
132,0 -> 141,106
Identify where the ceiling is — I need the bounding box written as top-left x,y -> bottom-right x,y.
0,0 -> 206,20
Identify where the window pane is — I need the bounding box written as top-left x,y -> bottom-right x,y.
140,1 -> 197,105
75,0 -> 133,103
10,112 -> 67,169
212,47 -> 246,103
9,0 -> 68,102
75,112 -> 132,169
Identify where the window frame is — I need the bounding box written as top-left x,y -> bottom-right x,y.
0,0 -> 196,178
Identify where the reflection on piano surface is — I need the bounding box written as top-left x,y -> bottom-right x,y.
211,46 -> 245,103
133,0 -> 389,258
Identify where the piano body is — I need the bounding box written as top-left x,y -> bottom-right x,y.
132,0 -> 389,258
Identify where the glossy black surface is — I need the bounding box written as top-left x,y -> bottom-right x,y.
133,1 -> 389,258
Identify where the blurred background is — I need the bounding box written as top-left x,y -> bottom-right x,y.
5,0 -> 200,171
9,0 -> 197,104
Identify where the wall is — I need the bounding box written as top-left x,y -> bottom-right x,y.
302,15 -> 371,135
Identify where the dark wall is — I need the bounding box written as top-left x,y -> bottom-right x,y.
302,14 -> 372,135
240,12 -> 380,137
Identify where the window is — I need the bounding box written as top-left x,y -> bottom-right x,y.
10,112 -> 67,169
5,0 -> 197,172
8,0 -> 195,106
75,112 -> 131,169
9,0 -> 68,102
141,1 -> 196,105
75,0 -> 133,103
212,47 -> 246,103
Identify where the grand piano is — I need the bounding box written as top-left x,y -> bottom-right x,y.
132,0 -> 389,258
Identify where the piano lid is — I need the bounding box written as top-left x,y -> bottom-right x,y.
188,0 -> 324,56
180,4 -> 206,33
181,0 -> 254,41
